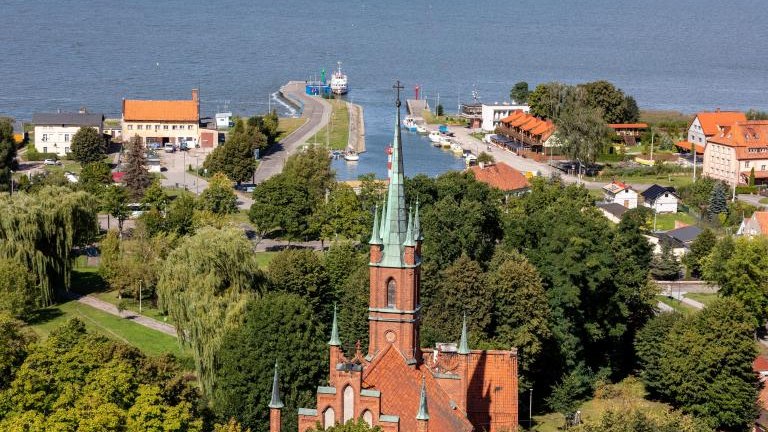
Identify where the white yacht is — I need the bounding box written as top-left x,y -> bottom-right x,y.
428,130 -> 442,143
330,61 -> 348,95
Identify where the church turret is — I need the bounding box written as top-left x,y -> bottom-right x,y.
328,305 -> 342,382
370,205 -> 383,264
368,81 -> 423,364
458,313 -> 470,355
268,363 -> 283,432
416,376 -> 430,432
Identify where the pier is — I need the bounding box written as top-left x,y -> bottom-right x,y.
347,101 -> 366,153
406,99 -> 430,119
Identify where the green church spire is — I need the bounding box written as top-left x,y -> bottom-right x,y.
369,204 -> 382,245
458,313 -> 470,355
413,200 -> 423,242
328,304 -> 341,346
416,376 -> 430,421
404,205 -> 415,247
378,81 -> 409,268
269,362 -> 284,409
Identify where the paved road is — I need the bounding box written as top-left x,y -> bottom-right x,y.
253,81 -> 332,184
64,292 -> 177,337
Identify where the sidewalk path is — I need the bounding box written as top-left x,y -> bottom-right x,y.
65,292 -> 178,337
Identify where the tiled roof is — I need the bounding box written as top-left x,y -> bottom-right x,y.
675,140 -> 705,155
608,123 -> 648,129
708,121 -> 768,160
499,111 -> 555,141
32,112 -> 104,127
123,99 -> 199,122
696,111 -> 746,136
363,345 -> 473,432
469,162 -> 530,192
743,171 -> 768,180
754,355 -> 768,373
751,212 -> 768,236
602,181 -> 630,194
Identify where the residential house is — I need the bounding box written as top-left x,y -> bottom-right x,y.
469,161 -> 531,197
602,181 -> 638,209
480,102 -> 530,132
596,202 -> 630,224
215,112 -> 233,129
738,211 -> 768,237
676,109 -> 746,155
753,356 -> 768,432
703,121 -> 768,185
608,123 -> 648,146
657,225 -> 702,256
641,184 -> 680,213
497,110 -> 557,153
32,110 -> 104,156
122,89 -> 201,147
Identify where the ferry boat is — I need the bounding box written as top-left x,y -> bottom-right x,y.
330,62 -> 348,95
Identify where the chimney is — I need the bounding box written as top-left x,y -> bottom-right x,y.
191,88 -> 199,102
479,162 -> 485,169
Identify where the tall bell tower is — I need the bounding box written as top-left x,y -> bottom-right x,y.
368,81 -> 423,364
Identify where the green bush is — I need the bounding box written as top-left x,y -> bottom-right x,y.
735,185 -> 757,194
24,145 -> 60,161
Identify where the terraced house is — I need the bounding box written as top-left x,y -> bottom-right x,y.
121,89 -> 201,147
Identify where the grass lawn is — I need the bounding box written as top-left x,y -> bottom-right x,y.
421,109 -> 468,126
653,212 -> 697,231
656,295 -> 697,314
254,251 -> 277,268
759,197 -> 768,204
684,292 -> 719,307
277,117 -> 307,141
43,159 -> 83,175
307,99 -> 349,150
224,209 -> 251,226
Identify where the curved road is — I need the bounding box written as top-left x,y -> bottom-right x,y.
253,81 -> 332,184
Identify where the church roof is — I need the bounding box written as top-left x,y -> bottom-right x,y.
363,345 -> 473,432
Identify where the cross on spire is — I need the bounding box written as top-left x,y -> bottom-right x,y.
393,80 -> 404,107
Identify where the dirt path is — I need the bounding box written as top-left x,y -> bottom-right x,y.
65,292 -> 178,337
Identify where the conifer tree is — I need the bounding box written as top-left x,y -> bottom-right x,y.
707,181 -> 728,220
650,243 -> 681,280
122,135 -> 151,200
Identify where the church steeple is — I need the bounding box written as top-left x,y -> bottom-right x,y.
458,313 -> 470,355
328,304 -> 341,346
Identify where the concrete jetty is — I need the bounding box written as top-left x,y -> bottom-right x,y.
406,99 -> 429,119
347,101 -> 366,153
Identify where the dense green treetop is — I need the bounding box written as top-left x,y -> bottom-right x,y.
198,172 -> 238,215
268,248 -> 333,322
0,117 -> 18,193
79,161 -> 112,196
510,81 -> 531,104
0,258 -> 37,320
70,126 -> 107,163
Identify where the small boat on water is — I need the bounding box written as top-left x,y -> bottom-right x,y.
344,151 -> 360,161
428,131 -> 442,143
416,125 -> 428,134
440,136 -> 452,149
330,61 -> 348,95
403,116 -> 418,132
450,142 -> 464,155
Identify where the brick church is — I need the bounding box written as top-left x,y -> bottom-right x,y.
268,82 -> 519,432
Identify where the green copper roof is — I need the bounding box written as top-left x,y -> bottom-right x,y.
269,362 -> 284,409
404,206 -> 416,247
328,304 -> 341,346
369,204 -> 382,245
458,313 -> 470,355
378,82 -> 409,268
416,376 -> 430,421
413,201 -> 423,241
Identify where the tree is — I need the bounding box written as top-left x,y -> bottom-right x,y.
70,126 -> 107,163
554,89 -> 611,163
510,81 -> 531,104
79,161 -> 112,196
123,135 -> 151,200
527,82 -> 569,119
198,172 -> 237,215
249,174 -> 314,241
0,312 -> 36,389
436,104 -> 444,116
126,384 -> 203,432
0,187 -> 98,305
707,181 -> 728,221
103,185 -> 130,236
575,406 -> 712,432
204,125 -> 262,184
213,293 -> 326,432
476,151 -> 495,164
282,146 -> 334,204
421,255 -> 493,347
268,249 -> 333,321
157,227 -> 264,396
579,80 -> 639,124
702,236 -> 768,324
336,265 -> 370,350
165,191 -> 197,236
311,183 -> 368,242
682,228 -> 716,277
651,298 -> 758,430
0,258 -> 37,319
749,167 -> 756,187
650,243 -> 681,280
635,313 -> 684,397
0,117 -> 17,193
142,179 -> 169,211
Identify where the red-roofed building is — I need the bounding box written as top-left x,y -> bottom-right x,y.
270,90 -> 519,432
739,211 -> 768,237
121,89 -> 202,147
676,110 -> 745,159
496,110 -> 557,152
703,121 -> 768,185
602,181 -> 638,209
469,162 -> 530,196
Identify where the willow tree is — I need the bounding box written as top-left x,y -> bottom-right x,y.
157,227 -> 264,395
0,186 -> 98,305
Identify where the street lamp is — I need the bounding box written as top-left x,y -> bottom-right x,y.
9,170 -> 14,198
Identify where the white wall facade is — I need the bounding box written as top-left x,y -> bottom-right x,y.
688,117 -> 707,147
606,189 -> 638,209
122,121 -> 199,146
34,125 -> 100,156
481,103 -> 530,132
646,193 -> 678,213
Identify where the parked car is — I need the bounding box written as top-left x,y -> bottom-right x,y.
163,144 -> 175,153
43,158 -> 61,166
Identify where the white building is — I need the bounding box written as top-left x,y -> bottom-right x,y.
481,102 -> 529,132
32,111 -> 104,157
602,181 -> 638,209
215,112 -> 232,129
641,184 -> 679,213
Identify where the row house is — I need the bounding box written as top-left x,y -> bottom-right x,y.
703,121 -> 768,185
496,110 -> 556,152
32,110 -> 104,156
122,89 -> 200,147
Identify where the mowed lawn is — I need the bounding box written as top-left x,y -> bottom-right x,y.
308,99 -> 349,150
656,295 -> 697,314
653,212 -> 697,231
684,292 -> 719,307
278,117 -> 307,141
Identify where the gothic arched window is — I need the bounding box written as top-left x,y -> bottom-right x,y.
362,410 -> 373,426
387,279 -> 397,309
323,407 -> 335,429
343,386 -> 354,424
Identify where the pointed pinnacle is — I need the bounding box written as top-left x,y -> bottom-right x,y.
413,200 -> 423,241
404,205 -> 415,247
416,375 -> 430,421
269,362 -> 284,409
369,204 -> 382,245
458,313 -> 470,355
328,304 -> 341,346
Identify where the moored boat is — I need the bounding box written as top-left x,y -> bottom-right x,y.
450,142 -> 464,154
344,151 -> 360,161
416,125 -> 428,134
403,116 -> 418,132
428,130 -> 442,143
330,61 -> 348,95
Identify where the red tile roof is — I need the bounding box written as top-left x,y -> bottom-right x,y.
708,121 -> 768,160
696,111 -> 747,136
608,123 -> 648,129
499,111 -> 555,141
123,99 -> 199,122
363,345 -> 473,432
755,356 -> 768,373
469,162 -> 530,192
675,140 -> 705,155
743,171 -> 768,180
753,212 -> 768,236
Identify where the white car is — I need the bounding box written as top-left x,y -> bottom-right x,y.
43,158 -> 61,166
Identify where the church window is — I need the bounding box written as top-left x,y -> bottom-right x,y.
362,410 -> 373,426
387,279 -> 396,308
343,386 -> 354,424
323,407 -> 335,429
